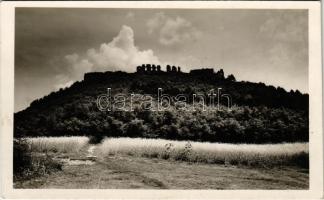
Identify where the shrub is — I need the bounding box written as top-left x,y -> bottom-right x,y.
14,139 -> 62,180
89,134 -> 105,144
124,119 -> 147,137
14,139 -> 33,177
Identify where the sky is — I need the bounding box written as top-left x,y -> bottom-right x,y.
15,8 -> 308,112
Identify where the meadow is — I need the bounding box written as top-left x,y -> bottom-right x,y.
97,137 -> 308,168
22,136 -> 309,168
14,136 -> 309,189
25,136 -> 89,153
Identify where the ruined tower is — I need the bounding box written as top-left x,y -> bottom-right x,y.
166,65 -> 171,72
136,66 -> 141,73
216,69 -> 225,79
146,64 -> 152,72
172,66 -> 177,72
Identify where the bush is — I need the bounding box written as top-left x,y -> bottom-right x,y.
13,139 -> 62,180
89,134 -> 105,144
124,119 -> 147,137
14,139 -> 33,177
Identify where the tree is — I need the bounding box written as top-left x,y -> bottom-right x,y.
227,74 -> 236,81
124,119 -> 147,137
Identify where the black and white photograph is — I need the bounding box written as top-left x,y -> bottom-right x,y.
0,1 -> 323,198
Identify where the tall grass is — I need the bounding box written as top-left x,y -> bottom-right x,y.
97,138 -> 309,168
26,136 -> 89,153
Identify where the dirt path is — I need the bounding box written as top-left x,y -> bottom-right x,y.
87,145 -> 96,156
16,145 -> 309,189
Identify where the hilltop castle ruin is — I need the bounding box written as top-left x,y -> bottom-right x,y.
136,64 -> 181,74
136,64 -> 229,80
84,64 -> 235,82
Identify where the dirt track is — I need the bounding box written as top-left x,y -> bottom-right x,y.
15,145 -> 309,189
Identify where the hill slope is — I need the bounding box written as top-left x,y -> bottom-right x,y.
14,70 -> 308,143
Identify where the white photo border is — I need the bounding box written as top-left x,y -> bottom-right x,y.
0,1 -> 322,199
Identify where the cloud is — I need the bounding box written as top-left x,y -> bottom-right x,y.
65,53 -> 94,78
163,55 -> 202,72
147,12 -> 201,46
147,12 -> 165,34
259,12 -> 307,44
126,12 -> 135,20
54,80 -> 74,90
56,25 -> 160,89
259,12 -> 308,70
85,25 -> 160,71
